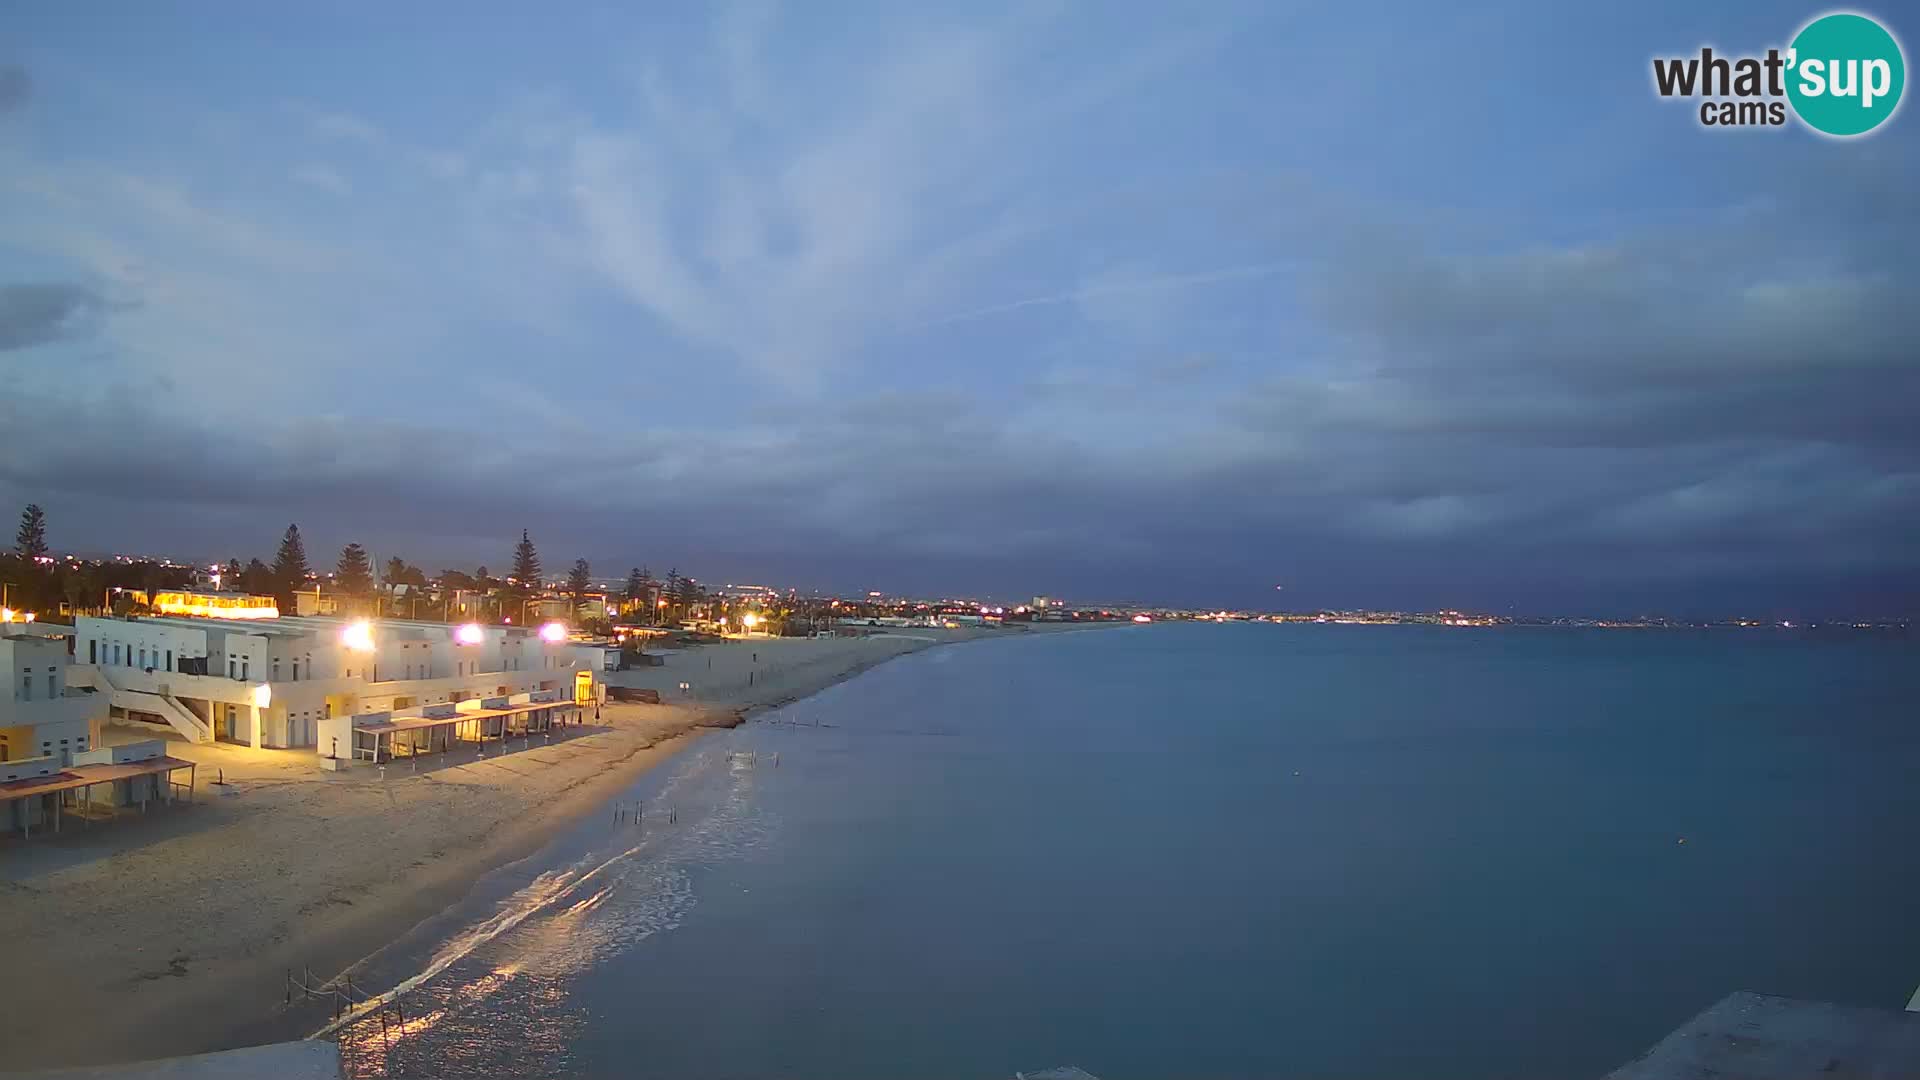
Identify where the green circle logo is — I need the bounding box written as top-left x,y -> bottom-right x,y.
1787,12 -> 1906,136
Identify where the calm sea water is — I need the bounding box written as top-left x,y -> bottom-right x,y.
332,623 -> 1920,1079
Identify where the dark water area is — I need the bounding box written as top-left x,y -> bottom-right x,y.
333,623 -> 1920,1079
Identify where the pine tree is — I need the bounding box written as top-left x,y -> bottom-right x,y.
511,529 -> 542,587
662,568 -> 682,621
336,543 -> 373,595
674,574 -> 701,607
272,524 -> 311,607
240,558 -> 275,596
16,503 -> 48,560
625,567 -> 646,603
567,558 -> 592,609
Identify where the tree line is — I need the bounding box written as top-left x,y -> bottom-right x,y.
3,504 -> 708,627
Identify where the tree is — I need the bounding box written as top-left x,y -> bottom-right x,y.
336,543 -> 373,595
16,504 -> 48,560
224,558 -> 242,584
674,574 -> 702,608
272,524 -> 311,609
566,558 -> 592,611
511,530 -> 542,587
625,566 -> 657,621
438,568 -> 477,591
61,568 -> 88,615
240,558 -> 275,596
660,568 -> 683,623
384,557 -> 429,588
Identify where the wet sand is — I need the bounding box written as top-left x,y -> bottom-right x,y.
0,628 -> 1025,1070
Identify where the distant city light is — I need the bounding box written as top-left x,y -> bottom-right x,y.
1133,614 -> 1152,623
341,619 -> 376,652
0,608 -> 13,623
455,623 -> 485,645
539,621 -> 567,642
741,612 -> 759,628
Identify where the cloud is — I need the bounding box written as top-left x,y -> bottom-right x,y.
290,164 -> 350,195
0,65 -> 28,113
919,261 -> 1295,330
1,3 -> 1915,616
0,283 -> 107,351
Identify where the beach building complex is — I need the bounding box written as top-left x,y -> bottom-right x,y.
1,621 -> 105,766
67,614 -> 599,750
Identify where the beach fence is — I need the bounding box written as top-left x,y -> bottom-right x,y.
286,965 -> 419,1072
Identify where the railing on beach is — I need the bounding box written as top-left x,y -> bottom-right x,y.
288,964 -> 433,1076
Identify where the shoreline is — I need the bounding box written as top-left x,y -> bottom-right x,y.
0,624 -> 1103,1070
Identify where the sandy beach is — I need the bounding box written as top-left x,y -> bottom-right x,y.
0,626 -> 1041,1071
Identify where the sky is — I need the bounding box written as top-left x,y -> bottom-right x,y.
1,1 -> 1916,617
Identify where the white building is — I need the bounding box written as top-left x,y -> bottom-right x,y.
69,615 -> 595,751
0,623 -> 105,766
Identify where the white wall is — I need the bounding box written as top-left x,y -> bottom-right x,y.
0,703 -> 94,765
75,616 -> 209,674
1,636 -> 69,700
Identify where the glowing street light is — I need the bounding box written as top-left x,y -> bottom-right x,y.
252,683 -> 273,709
539,621 -> 568,643
454,622 -> 485,646
341,619 -> 376,652
741,612 -> 760,632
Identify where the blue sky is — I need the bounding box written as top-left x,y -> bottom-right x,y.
2,1 -> 1916,615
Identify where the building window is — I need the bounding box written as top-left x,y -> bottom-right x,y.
166,650 -> 173,671
20,671 -> 31,701
89,640 -> 97,664
273,659 -> 281,680
139,648 -> 147,668
113,644 -> 121,665
241,659 -> 249,680
292,660 -> 299,681
229,658 -> 237,679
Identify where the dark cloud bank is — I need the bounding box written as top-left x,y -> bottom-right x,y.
2,154 -> 1916,618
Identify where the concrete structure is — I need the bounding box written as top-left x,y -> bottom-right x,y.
1604,991 -> 1920,1078
322,689 -> 584,766
4,1039 -> 342,1078
68,615 -> 595,750
1,623 -> 105,766
1,738 -> 196,837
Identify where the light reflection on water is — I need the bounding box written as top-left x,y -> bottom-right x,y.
333,743 -> 774,1078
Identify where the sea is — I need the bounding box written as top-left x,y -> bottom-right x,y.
324,622 -> 1920,1079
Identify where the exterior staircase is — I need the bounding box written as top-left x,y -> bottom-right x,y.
90,668 -> 213,743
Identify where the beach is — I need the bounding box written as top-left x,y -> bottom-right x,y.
0,627 -> 1027,1071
